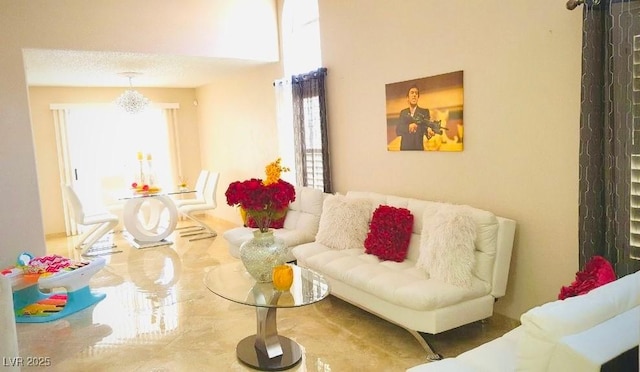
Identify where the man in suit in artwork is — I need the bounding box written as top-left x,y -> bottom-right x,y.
396,85 -> 434,151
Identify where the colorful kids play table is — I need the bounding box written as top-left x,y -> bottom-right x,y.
1,254 -> 106,323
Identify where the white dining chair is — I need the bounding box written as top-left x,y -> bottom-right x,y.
100,175 -> 126,232
178,171 -> 219,241
174,169 -> 209,208
61,184 -> 119,256
174,169 -> 209,232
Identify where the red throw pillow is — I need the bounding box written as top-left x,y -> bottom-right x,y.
364,205 -> 414,262
558,255 -> 616,300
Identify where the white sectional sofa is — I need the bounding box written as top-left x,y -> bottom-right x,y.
292,191 -> 517,360
223,186 -> 326,263
407,270 -> 640,371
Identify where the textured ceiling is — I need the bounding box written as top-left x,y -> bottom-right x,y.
23,49 -> 269,88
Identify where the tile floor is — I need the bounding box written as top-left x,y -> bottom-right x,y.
14,216 -> 519,372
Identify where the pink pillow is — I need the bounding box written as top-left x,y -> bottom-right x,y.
364,205 -> 413,262
558,255 -> 616,300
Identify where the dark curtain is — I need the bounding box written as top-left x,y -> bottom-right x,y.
291,67 -> 332,193
578,0 -> 640,275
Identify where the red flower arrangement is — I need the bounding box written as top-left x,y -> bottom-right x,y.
558,255 -> 617,300
364,205 -> 414,262
225,159 -> 296,233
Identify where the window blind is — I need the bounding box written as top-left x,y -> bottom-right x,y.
630,34 -> 640,257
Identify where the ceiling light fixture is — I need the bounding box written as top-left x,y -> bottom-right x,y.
115,72 -> 150,114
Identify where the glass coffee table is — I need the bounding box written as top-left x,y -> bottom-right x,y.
204,262 -> 330,371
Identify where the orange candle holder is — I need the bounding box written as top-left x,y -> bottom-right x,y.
272,264 -> 293,291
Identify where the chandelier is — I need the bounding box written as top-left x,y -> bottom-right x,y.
115,72 -> 150,114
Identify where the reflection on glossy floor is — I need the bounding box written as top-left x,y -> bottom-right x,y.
17,216 -> 519,372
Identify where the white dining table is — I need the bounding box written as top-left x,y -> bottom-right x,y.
119,189 -> 195,248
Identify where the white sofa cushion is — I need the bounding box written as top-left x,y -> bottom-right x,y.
315,194 -> 372,250
405,327 -> 523,372
293,241 -> 490,311
283,186 -> 324,236
457,327 -> 522,371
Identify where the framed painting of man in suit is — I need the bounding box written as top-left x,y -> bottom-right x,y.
386,70 -> 464,152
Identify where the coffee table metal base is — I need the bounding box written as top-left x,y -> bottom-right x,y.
236,335 -> 302,371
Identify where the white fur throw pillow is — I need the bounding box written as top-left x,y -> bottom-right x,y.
417,205 -> 477,288
315,195 -> 372,250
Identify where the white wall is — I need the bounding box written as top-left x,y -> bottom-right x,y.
196,63 -> 283,224
0,0 -> 278,267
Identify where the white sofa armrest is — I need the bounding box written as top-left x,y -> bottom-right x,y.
521,272 -> 639,339
490,217 -> 516,298
548,307 -> 639,372
517,272 -> 640,371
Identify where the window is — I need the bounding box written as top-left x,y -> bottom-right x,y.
281,0 -> 321,77
579,2 -> 640,271
52,104 -> 180,214
631,34 -> 640,258
279,0 -> 331,192
292,73 -> 330,191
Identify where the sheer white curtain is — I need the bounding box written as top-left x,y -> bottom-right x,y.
278,0 -> 322,187
51,103 -> 181,235
274,79 -> 297,185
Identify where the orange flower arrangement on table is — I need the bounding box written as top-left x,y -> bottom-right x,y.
225,158 -> 296,233
130,182 -> 161,195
